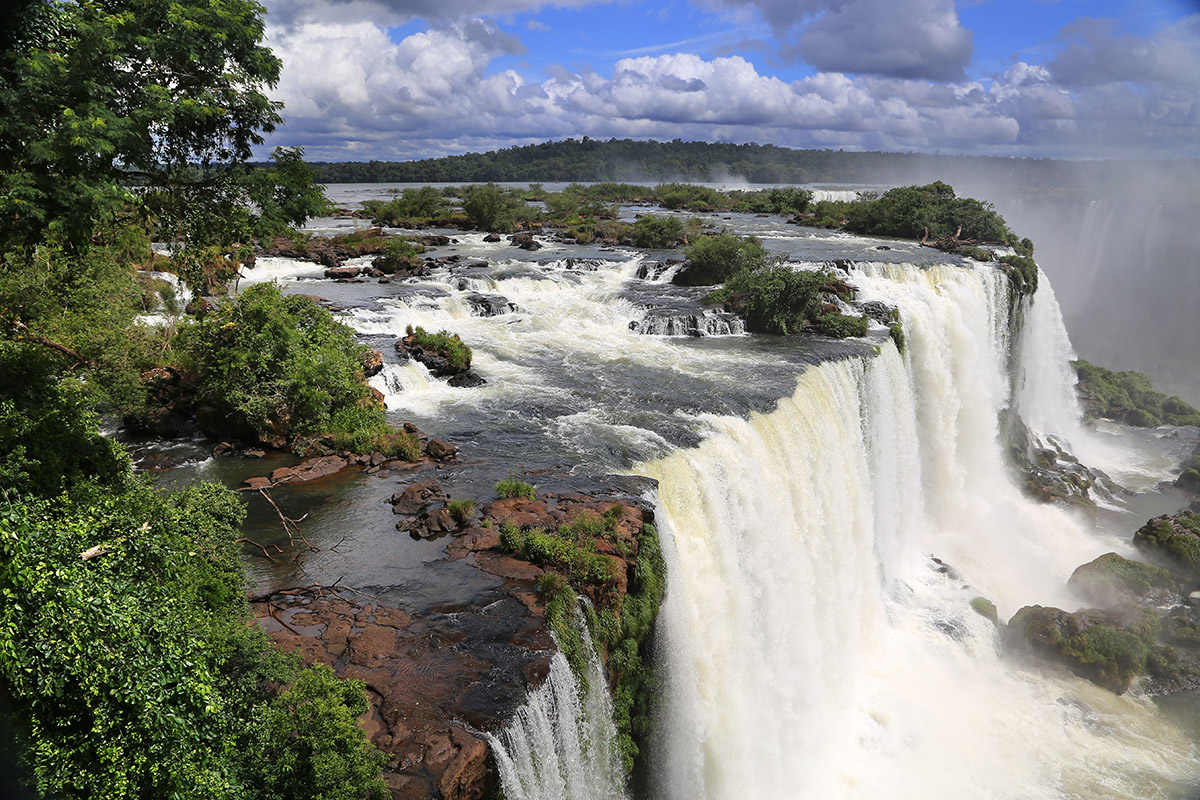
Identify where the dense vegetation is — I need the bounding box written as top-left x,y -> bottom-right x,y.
1073,360 -> 1200,427
0,0 -> 386,796
708,263 -> 867,337
678,232 -> 770,285
303,138 -> 1200,190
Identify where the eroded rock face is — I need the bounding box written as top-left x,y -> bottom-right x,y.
253,476 -> 661,800
253,596 -> 507,800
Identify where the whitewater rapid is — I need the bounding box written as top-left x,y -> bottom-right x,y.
641,261 -> 1200,800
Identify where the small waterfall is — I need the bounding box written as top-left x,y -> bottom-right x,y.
487,608 -> 626,800
641,261 -> 1200,799
633,308 -> 745,337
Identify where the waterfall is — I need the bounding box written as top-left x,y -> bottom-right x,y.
487,607 -> 627,800
640,261 -> 1200,799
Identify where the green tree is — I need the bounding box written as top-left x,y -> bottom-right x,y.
0,0 -> 324,253
177,283 -> 372,444
679,232 -> 769,285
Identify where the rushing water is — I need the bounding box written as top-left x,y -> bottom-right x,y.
486,607 -> 626,800
642,260 -> 1199,799
152,186 -> 1200,799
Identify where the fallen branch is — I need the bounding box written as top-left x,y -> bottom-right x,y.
5,319 -> 87,364
249,577 -> 376,608
236,537 -> 283,561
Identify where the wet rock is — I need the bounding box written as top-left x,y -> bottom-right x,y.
1005,604 -> 1159,694
268,455 -> 350,485
324,266 -> 361,279
1068,552 -> 1179,607
426,439 -> 458,460
859,300 -> 898,324
214,441 -> 233,455
970,597 -> 999,626
403,422 -> 428,444
411,234 -> 452,247
388,480 -> 446,515
1133,510 -> 1200,579
447,371 -> 486,388
403,507 -> 458,539
482,233 -> 501,243
464,293 -> 517,317
509,233 -> 541,251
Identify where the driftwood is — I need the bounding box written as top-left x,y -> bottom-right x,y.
920,225 -> 976,252
249,577 -> 375,607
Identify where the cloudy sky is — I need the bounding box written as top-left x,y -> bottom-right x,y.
256,0 -> 1200,161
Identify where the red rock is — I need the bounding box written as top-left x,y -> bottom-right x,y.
269,455 -> 349,485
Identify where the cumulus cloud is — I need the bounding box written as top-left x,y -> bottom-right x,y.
704,0 -> 972,80
263,17 -> 1200,161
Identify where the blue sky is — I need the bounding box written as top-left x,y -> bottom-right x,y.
257,0 -> 1200,160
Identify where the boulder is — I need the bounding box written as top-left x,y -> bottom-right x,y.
509,233 -> 541,251
268,455 -> 350,485
1133,511 -> 1200,578
388,480 -> 446,515
1068,552 -> 1178,606
1005,604 -> 1159,694
426,439 -> 458,460
464,293 -> 517,317
482,233 -> 501,243
324,266 -> 361,279
447,371 -> 486,388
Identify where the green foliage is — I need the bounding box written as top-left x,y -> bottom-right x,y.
0,243 -> 169,415
1136,513 -> 1200,576
494,476 -> 536,499
499,524 -> 616,585
631,215 -> 685,248
654,183 -> 731,211
709,264 -> 843,336
374,238 -> 425,272
178,283 -> 372,444
0,341 -> 130,497
326,404 -> 421,460
813,312 -> 869,338
447,499 -> 475,525
888,321 -> 906,354
1060,620 -> 1157,692
681,232 -> 769,286
364,186 -> 451,226
1070,552 -> 1176,600
461,183 -> 537,233
406,326 -> 472,372
729,187 -> 813,216
608,522 -> 667,773
999,254 -> 1039,294
958,246 -> 992,262
242,664 -> 388,800
1073,360 -> 1200,427
0,0 -> 326,253
0,480 -> 386,800
843,181 -> 1011,243
536,571 -> 588,679
969,597 -> 999,626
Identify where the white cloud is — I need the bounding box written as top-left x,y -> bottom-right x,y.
262,18 -> 1200,161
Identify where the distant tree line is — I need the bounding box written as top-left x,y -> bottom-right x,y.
303,138 -> 1200,190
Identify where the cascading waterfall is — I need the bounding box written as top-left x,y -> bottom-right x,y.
641,261 -> 1200,799
486,607 -> 627,800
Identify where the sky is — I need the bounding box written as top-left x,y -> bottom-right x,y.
256,0 -> 1200,162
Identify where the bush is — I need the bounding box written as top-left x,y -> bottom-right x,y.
729,187 -> 813,216
813,312 -> 869,338
461,183 -> 537,233
1073,360 -> 1200,427
843,181 -> 1011,243
0,484 -> 386,799
178,283 -> 374,446
447,499 -> 475,524
680,232 -> 769,286
366,186 -> 450,225
630,215 -> 684,248
495,476 -> 536,499
999,254 -> 1039,293
653,183 -> 731,211
406,325 -> 472,372
707,264 -> 827,335
374,238 -> 425,272
326,404 -> 422,460
958,246 -> 992,262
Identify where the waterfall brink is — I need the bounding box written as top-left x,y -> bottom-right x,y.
487,608 -> 627,800
642,262 -> 1200,800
